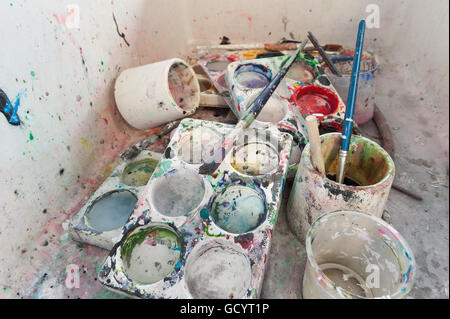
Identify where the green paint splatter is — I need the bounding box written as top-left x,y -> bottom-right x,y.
29,132 -> 34,141
205,225 -> 224,237
152,160 -> 172,178
101,60 -> 104,66
58,115 -> 62,121
30,71 -> 35,77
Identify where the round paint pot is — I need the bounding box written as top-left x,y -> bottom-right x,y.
290,85 -> 339,119
184,239 -> 252,299
234,64 -> 272,89
147,168 -> 207,218
85,190 -> 137,232
286,133 -> 395,243
303,210 -> 415,299
121,158 -> 158,187
210,182 -> 267,234
121,224 -> 183,285
115,58 -> 200,130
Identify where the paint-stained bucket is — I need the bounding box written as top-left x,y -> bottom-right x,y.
286,133 -> 395,242
184,239 -> 252,299
303,210 -> 415,299
115,58 -> 200,130
327,52 -> 378,125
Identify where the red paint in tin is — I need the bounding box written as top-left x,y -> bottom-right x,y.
290,85 -> 339,119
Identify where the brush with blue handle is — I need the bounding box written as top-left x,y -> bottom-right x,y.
336,20 -> 366,184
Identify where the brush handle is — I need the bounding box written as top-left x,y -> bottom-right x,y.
305,116 -> 326,175
198,39 -> 308,175
340,20 -> 366,152
307,32 -> 341,77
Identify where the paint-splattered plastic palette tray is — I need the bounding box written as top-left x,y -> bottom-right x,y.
98,118 -> 293,299
69,151 -> 161,250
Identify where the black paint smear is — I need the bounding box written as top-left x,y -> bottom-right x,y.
220,36 -> 230,45
79,49 -> 88,73
112,13 -> 130,47
164,147 -> 173,159
323,181 -> 356,202
0,88 -> 20,126
59,168 -> 65,176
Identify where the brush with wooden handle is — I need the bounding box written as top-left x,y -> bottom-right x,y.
305,115 -> 326,176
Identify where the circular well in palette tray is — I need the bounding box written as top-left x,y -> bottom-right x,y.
211,183 -> 267,234
231,141 -> 279,176
241,91 -> 287,124
177,127 -> 222,165
286,60 -> 315,83
185,239 -> 252,299
121,224 -> 182,285
291,85 -> 339,117
85,190 -> 137,232
234,64 -> 272,89
148,168 -> 206,217
121,158 -> 158,187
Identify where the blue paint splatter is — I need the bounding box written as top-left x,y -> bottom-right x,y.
0,89 -> 22,126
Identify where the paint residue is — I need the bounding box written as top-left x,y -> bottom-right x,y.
211,185 -> 266,234
121,226 -> 182,284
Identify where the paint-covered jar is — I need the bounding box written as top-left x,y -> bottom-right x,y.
286,132 -> 395,243
303,210 -> 415,299
327,51 -> 378,125
115,58 -> 200,130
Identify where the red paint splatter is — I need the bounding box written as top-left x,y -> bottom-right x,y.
248,16 -> 252,22
102,118 -> 108,125
227,54 -> 240,62
277,123 -> 296,131
233,233 -> 254,250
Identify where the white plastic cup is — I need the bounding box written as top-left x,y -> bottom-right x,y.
115,58 -> 200,130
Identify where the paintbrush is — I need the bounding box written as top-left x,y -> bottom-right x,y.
336,20 -> 366,184
120,120 -> 180,160
307,32 -> 341,77
198,39 -> 309,175
305,115 -> 326,175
